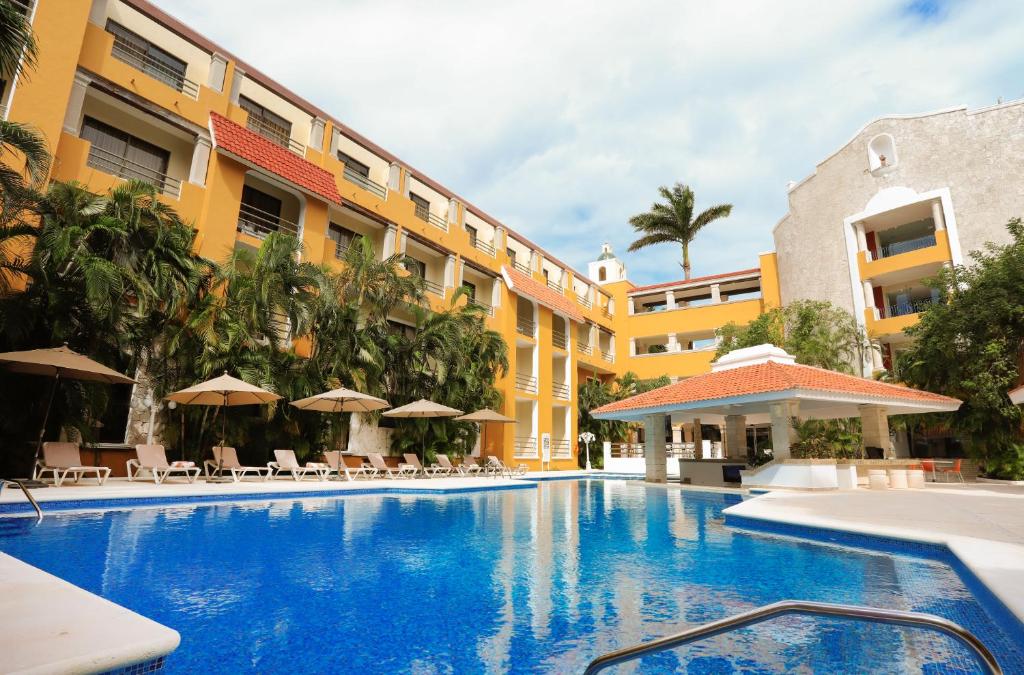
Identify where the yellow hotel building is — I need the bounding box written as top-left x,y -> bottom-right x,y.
9,0 -> 1018,467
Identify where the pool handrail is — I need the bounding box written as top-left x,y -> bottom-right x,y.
2,479 -> 43,521
582,599 -> 1002,674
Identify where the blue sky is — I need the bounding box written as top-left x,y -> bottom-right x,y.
157,0 -> 1024,285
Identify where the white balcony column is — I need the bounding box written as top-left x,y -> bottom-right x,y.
444,254 -> 457,290
667,334 -> 679,352
710,284 -> 722,304
308,118 -> 326,152
589,324 -> 598,350
665,290 -> 676,310
491,277 -> 502,308
328,128 -> 341,157
448,198 -> 461,226
863,280 -> 879,319
871,340 -> 885,372
643,413 -> 668,483
398,231 -> 408,256
530,251 -> 541,274
88,0 -> 112,26
228,67 -> 245,105
629,337 -> 637,357
860,404 -> 892,458
383,225 -> 398,258
208,53 -> 228,92
932,200 -> 946,231
62,72 -> 92,135
495,225 -> 506,252
724,414 -> 747,460
627,298 -> 635,315
768,402 -> 794,460
855,222 -> 867,252
608,298 -> 615,315
188,135 -> 212,187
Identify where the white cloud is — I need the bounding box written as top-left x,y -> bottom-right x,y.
156,0 -> 1024,283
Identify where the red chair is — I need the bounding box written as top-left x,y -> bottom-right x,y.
938,459 -> 964,483
920,460 -> 936,481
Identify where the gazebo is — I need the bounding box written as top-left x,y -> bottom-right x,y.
591,344 -> 960,484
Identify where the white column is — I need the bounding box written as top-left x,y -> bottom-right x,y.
383,225 -> 398,258
665,290 -> 676,310
860,404 -> 892,458
667,334 -> 679,352
443,255 -> 456,289
725,415 -> 747,460
448,198 -> 461,226
629,338 -> 637,357
627,298 -> 635,315
208,53 -> 228,92
387,162 -> 403,193
308,118 -> 326,152
229,67 -> 245,105
608,298 -> 615,315
644,414 -> 667,483
188,136 -> 212,186
62,72 -> 92,135
863,280 -> 878,319
495,225 -> 506,253
710,284 -> 722,304
768,402 -> 793,460
88,0 -> 112,26
491,277 -> 502,308
932,200 -> 946,231
530,251 -> 541,273
871,341 -> 885,372
398,231 -> 408,256
855,222 -> 867,252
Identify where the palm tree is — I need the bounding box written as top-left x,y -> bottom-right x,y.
627,182 -> 732,279
0,0 -> 49,197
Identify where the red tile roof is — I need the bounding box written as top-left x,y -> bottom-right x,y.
629,268 -> 761,294
209,112 -> 341,205
502,266 -> 585,323
593,361 -> 959,415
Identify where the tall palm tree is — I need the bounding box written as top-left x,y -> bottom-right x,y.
627,182 -> 732,279
0,0 -> 49,196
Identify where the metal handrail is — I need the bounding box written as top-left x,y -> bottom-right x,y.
879,233 -> 937,259
86,145 -> 182,198
546,278 -> 564,293
237,202 -> 299,239
887,297 -> 939,318
3,479 -> 43,521
414,203 -> 448,231
110,36 -> 199,99
552,330 -> 568,350
551,439 -> 571,457
577,342 -> 593,355
473,238 -> 496,256
577,293 -> 593,309
468,298 -> 494,316
515,374 -> 538,393
516,317 -> 535,337
552,382 -> 570,399
600,349 -> 614,363
421,278 -> 444,296
583,600 -> 1003,675
512,261 -> 531,275
513,436 -> 536,455
342,165 -> 387,199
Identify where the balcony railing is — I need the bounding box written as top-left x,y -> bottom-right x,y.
86,145 -> 182,198
577,342 -> 593,356
468,299 -> 494,317
332,241 -> 350,260
516,317 -> 535,337
515,374 -> 538,394
601,350 -> 614,363
878,234 -> 937,259
342,165 -> 387,200
514,436 -> 537,457
110,36 -> 200,99
577,294 -> 593,309
886,297 -> 940,318
414,203 -> 448,231
246,115 -> 305,155
473,238 -> 496,256
552,330 -> 568,350
512,261 -> 532,275
552,382 -> 570,399
237,202 -> 299,240
609,443 -> 695,459
552,439 -> 571,458
546,279 -> 564,293
421,278 -> 444,296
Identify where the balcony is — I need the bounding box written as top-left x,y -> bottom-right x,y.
514,436 -> 537,456
342,165 -> 387,200
472,237 -> 496,256
577,342 -> 593,356
237,202 -> 299,240
421,278 -> 444,296
878,234 -> 937,259
551,439 -> 571,458
552,330 -> 568,350
577,294 -> 592,309
858,229 -> 950,283
246,115 -> 305,155
516,317 -> 535,338
601,350 -> 614,363
86,144 -> 181,198
109,32 -> 199,99
552,382 -> 570,400
886,296 -> 940,318
513,261 -> 531,275
546,278 -> 564,293
468,298 -> 494,317
515,374 -> 538,394
414,203 -> 448,231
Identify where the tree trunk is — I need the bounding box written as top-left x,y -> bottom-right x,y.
682,243 -> 691,280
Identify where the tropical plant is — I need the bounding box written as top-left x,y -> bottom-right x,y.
627,182 -> 732,279
576,371 -> 671,467
790,418 -> 861,459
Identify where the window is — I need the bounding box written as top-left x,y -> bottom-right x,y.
387,319 -> 416,340
598,267 -> 607,281
462,281 -> 476,301
465,224 -> 478,247
410,193 -> 430,221
237,185 -> 283,237
328,223 -> 356,255
337,151 -> 369,178
81,116 -> 171,188
406,257 -> 427,280
106,21 -> 189,93
238,95 -> 292,148
507,249 -> 517,267
542,269 -> 549,281
241,185 -> 282,217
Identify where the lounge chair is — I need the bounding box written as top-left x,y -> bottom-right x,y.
367,452 -> 416,479
453,455 -> 484,476
204,446 -> 271,482
268,449 -> 330,481
487,455 -> 527,479
403,453 -> 450,478
322,452 -> 377,481
127,444 -> 200,484
437,454 -> 475,476
36,442 -> 111,487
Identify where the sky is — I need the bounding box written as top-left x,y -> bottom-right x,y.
155,0 -> 1024,285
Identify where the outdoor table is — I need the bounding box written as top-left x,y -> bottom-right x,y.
928,459 -> 954,482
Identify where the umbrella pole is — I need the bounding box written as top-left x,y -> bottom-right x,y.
26,373 -> 60,486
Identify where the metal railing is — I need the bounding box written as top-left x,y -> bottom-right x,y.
237,202 -> 299,239
600,349 -> 614,363
110,36 -> 199,99
583,600 -> 1002,675
552,330 -> 568,350
552,381 -> 570,399
414,203 -> 448,231
608,443 -> 695,459
514,436 -> 537,456
2,479 -> 42,521
421,278 -> 444,296
515,374 -> 538,394
577,294 -> 593,309
473,238 -> 496,256
516,317 -> 535,337
577,342 -> 593,356
342,165 -> 387,199
512,261 -> 531,275
86,145 -> 182,198
878,233 -> 937,259
468,299 -> 494,316
246,115 -> 305,155
332,241 -> 350,260
552,439 -> 571,458
546,278 -> 564,293
887,297 -> 939,318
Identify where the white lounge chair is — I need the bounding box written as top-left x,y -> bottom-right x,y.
268,449 -> 330,481
127,444 -> 200,484
487,455 -> 527,479
403,453 -> 450,478
367,452 -> 416,479
323,452 -> 378,481
457,455 -> 484,476
437,454 -> 475,476
36,442 -> 111,486
204,446 -> 271,482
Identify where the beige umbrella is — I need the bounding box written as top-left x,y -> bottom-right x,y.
0,344 -> 135,485
290,388 -> 390,476
383,399 -> 464,461
166,373 -> 281,480
455,408 -> 515,458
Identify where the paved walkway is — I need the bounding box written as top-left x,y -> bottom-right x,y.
725,483 -> 1024,621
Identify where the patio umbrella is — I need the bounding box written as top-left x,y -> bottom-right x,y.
166,373 -> 281,480
0,344 -> 135,486
382,399 -> 463,461
290,388 -> 390,477
455,408 -> 515,457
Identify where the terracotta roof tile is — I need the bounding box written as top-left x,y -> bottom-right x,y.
593,361 -> 959,415
210,112 -> 341,205
502,266 -> 585,323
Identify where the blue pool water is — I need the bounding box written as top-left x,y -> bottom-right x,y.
0,480 -> 1021,673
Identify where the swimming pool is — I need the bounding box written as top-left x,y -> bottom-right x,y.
0,480 -> 1021,673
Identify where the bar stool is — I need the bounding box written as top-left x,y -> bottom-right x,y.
887,468 -> 908,489
868,469 -> 888,490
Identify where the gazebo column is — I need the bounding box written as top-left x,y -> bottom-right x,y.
769,402 -> 793,459
692,418 -> 703,458
643,413 -> 667,484
860,405 -> 892,458
725,414 -> 747,460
